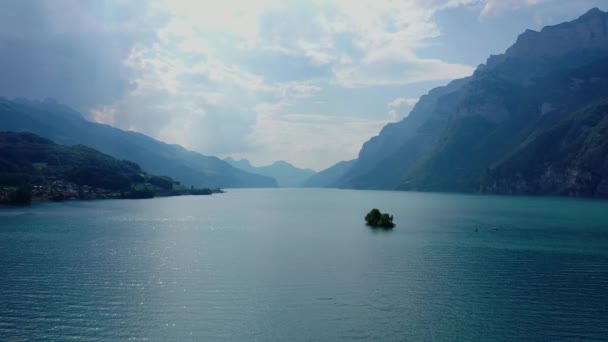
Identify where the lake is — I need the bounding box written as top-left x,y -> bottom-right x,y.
0,188 -> 607,341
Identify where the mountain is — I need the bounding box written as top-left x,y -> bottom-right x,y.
224,157 -> 316,187
0,98 -> 277,188
329,8 -> 608,198
0,131 -> 145,190
480,100 -> 608,197
336,77 -> 470,189
302,159 -> 356,188
0,131 -> 219,204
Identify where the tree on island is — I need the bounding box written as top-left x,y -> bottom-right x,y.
365,208 -> 395,228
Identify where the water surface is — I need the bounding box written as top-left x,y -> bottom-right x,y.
1,189 -> 607,341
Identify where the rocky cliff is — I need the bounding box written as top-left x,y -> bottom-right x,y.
326,8 -> 608,198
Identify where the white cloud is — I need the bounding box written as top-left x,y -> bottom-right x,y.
389,97 -> 419,109
405,98 -> 420,106
389,98 -> 409,109
92,43 -> 323,155
334,56 -> 474,88
480,0 -> 549,20
388,97 -> 419,121
289,0 -> 479,87
162,0 -> 278,41
84,0 -> 513,168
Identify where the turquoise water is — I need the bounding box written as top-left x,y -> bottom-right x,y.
0,188 -> 607,341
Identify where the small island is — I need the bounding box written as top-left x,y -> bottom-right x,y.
365,208 -> 395,228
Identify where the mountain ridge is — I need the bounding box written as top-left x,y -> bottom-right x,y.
0,131 -> 220,205
302,159 -> 356,188
0,98 -> 277,188
322,7 -> 608,198
224,157 -> 315,187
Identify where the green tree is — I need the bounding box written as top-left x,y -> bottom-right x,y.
365,208 -> 395,228
365,209 -> 381,225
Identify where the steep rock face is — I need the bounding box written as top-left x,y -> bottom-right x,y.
330,8 -> 608,197
480,8 -> 608,86
356,77 -> 470,167
399,58 -> 608,192
0,99 -> 277,188
338,77 -> 469,188
481,101 -> 608,197
487,8 -> 608,68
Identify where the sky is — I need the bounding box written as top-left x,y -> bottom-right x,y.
0,0 -> 606,170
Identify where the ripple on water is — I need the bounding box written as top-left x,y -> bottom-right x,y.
1,189 -> 607,341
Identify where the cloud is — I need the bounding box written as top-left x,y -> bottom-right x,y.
253,0 -> 478,87
333,56 -> 474,88
388,97 -> 419,121
91,38 -> 323,155
0,0 -> 163,110
389,97 -> 419,108
480,0 -> 549,20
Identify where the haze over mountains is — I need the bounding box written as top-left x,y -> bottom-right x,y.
0,96 -> 316,189
224,158 -> 315,187
312,8 -> 608,198
0,99 -> 276,188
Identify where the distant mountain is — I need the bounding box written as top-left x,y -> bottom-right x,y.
327,8 -> 608,198
302,159 -> 356,188
224,157 -> 315,187
0,98 -> 277,188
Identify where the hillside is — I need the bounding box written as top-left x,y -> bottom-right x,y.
302,159 -> 356,188
480,101 -> 608,197
324,7 -> 608,198
0,131 -> 217,205
224,158 -> 315,187
0,99 -> 277,188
